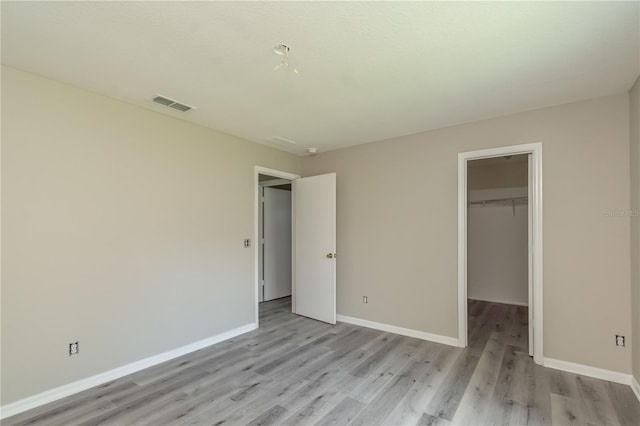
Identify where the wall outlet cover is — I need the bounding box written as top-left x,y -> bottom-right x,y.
69,342 -> 79,355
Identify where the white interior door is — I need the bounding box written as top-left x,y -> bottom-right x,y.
527,154 -> 534,357
264,187 -> 292,301
294,173 -> 336,324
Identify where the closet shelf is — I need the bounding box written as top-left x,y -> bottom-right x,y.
468,196 -> 528,207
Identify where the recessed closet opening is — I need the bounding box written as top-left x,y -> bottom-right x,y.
467,154 -> 531,355
258,173 -> 293,320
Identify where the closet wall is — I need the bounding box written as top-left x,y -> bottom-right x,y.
468,157 -> 528,305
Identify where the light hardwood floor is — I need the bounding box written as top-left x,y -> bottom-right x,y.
5,298 -> 640,425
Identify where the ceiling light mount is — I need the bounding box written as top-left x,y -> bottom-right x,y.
273,43 -> 299,74
273,44 -> 290,56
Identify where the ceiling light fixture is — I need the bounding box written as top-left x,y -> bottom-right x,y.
273,43 -> 299,74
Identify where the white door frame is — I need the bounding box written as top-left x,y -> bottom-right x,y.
457,142 -> 543,364
254,166 -> 301,326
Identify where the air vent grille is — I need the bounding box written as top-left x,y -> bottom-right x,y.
152,95 -> 195,112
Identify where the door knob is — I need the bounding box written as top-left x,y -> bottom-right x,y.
326,253 -> 336,259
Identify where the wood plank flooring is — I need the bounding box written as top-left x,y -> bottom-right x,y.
5,298 -> 639,425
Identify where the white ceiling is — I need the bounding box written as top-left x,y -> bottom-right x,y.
2,2 -> 638,156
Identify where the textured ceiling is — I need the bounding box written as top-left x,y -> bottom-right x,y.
2,1 -> 639,156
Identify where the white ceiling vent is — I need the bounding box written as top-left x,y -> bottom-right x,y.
267,136 -> 297,146
152,95 -> 195,112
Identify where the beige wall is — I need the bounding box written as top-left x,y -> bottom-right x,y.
303,94 -> 632,374
468,187 -> 528,306
630,75 -> 640,383
467,159 -> 528,190
0,66 -> 300,405
467,159 -> 529,306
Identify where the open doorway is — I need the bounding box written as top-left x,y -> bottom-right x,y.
254,167 -> 300,327
458,142 -> 543,365
254,167 -> 338,328
258,173 -> 294,323
467,154 -> 530,355
259,175 -> 292,303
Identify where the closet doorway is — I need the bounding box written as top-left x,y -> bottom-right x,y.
458,142 -> 543,365
467,154 -> 530,354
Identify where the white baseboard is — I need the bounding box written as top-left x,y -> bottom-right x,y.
467,297 -> 528,307
336,314 -> 459,347
632,376 -> 640,403
0,323 -> 257,420
543,357 -> 631,385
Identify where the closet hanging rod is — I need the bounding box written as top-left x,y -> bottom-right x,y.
468,196 -> 528,206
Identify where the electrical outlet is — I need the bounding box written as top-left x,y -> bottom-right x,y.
616,335 -> 625,347
363,296 -> 368,304
69,341 -> 79,356
244,239 -> 251,248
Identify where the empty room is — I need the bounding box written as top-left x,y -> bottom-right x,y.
2,2 -> 640,425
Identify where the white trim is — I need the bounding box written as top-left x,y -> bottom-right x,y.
531,143 -> 544,365
0,323 -> 257,420
527,154 -> 534,357
254,166 -> 301,325
337,314 -> 460,347
467,297 -> 528,307
458,142 -> 544,365
543,358 -> 632,385
632,376 -> 640,403
457,152 -> 468,347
